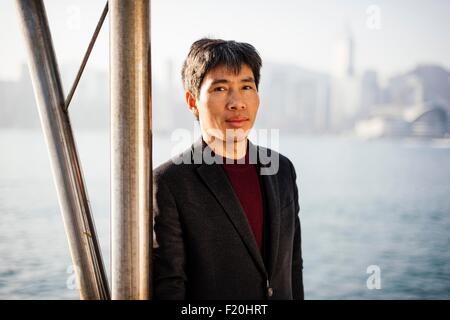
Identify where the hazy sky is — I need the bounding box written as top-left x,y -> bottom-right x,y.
1,0 -> 450,83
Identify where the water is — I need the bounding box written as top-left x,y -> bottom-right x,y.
1,129 -> 449,299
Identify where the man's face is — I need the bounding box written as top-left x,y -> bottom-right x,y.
186,63 -> 260,142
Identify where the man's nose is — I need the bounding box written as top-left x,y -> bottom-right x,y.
226,90 -> 246,110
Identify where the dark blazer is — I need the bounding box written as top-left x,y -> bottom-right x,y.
152,138 -> 304,300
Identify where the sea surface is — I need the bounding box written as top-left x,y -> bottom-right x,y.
1,129 -> 449,299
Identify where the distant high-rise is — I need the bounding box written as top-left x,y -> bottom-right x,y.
329,25 -> 361,132
332,25 -> 355,79
346,30 -> 354,77
359,70 -> 380,117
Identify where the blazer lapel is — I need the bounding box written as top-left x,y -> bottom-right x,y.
255,142 -> 281,281
192,138 -> 281,281
196,164 -> 268,278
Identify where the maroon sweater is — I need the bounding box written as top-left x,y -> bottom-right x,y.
222,151 -> 264,251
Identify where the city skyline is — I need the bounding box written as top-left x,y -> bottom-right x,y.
2,58 -> 449,137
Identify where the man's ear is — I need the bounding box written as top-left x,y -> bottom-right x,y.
185,90 -> 199,118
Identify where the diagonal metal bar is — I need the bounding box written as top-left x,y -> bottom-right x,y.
64,2 -> 109,111
15,0 -> 110,300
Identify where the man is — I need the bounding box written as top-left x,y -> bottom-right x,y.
153,38 -> 304,300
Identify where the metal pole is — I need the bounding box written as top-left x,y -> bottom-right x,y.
110,0 -> 152,300
15,0 -> 110,300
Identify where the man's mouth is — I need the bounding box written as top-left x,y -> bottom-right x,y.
225,117 -> 249,128
226,117 -> 249,123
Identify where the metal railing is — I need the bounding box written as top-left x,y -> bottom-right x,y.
15,0 -> 152,300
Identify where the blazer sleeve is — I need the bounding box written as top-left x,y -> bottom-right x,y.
153,177 -> 187,299
289,160 -> 305,300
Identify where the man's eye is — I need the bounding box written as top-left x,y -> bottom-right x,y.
243,85 -> 253,90
214,87 -> 225,92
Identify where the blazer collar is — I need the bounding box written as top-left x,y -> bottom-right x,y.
192,137 -> 280,280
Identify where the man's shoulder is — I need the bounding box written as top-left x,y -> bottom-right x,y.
256,144 -> 296,177
257,145 -> 292,165
153,147 -> 196,183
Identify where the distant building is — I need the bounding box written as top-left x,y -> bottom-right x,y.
356,65 -> 450,139
355,102 -> 449,139
329,26 -> 362,132
384,64 -> 450,112
258,63 -> 330,133
359,70 -> 380,118
0,65 -> 38,128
